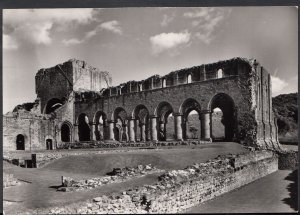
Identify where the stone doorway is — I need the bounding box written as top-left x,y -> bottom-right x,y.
46,139 -> 53,150
16,134 -> 25,150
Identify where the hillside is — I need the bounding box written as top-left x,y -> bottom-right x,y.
272,93 -> 298,143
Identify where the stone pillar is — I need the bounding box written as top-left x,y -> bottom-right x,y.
123,121 -> 129,142
108,121 -> 115,140
74,124 -> 79,141
90,122 -> 96,141
174,113 -> 183,141
150,116 -> 158,141
201,110 -> 212,141
129,118 -> 136,142
140,123 -> 146,142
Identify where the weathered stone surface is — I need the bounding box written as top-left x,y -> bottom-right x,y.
3,57 -> 280,152
26,151 -> 278,214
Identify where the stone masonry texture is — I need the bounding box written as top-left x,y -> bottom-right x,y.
3,57 -> 280,151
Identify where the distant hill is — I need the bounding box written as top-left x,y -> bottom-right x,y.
272,93 -> 298,143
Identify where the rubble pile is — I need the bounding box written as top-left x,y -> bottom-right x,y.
58,164 -> 162,192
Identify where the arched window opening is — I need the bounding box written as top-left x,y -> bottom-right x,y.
78,113 -> 91,141
187,74 -> 192,83
45,98 -> 63,114
61,123 -> 71,142
217,69 -> 223,79
162,79 -> 166,88
16,134 -> 25,150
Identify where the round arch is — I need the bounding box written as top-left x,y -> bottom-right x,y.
155,101 -> 174,141
44,98 -> 63,114
112,107 -> 128,141
132,104 -> 150,142
61,121 -> 72,142
16,134 -> 25,150
93,111 -> 108,141
77,113 -> 91,141
208,93 -> 236,141
179,98 -> 202,140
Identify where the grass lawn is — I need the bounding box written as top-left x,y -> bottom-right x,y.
3,142 -> 248,215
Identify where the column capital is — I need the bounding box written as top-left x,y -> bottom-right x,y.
127,116 -> 135,120
201,110 -> 211,114
149,115 -> 158,119
107,120 -> 115,123
173,112 -> 183,117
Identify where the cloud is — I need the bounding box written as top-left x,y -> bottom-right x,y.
99,20 -> 122,34
150,31 -> 191,55
161,12 -> 176,27
3,34 -> 18,50
271,75 -> 288,96
62,38 -> 83,46
3,9 -> 96,49
183,8 -> 231,44
62,20 -> 123,46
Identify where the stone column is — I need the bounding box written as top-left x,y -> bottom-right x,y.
74,124 -> 79,141
150,116 -> 158,141
108,121 -> 115,140
123,120 -> 129,142
129,118 -> 136,142
201,110 -> 212,141
174,113 -> 183,141
140,123 -> 146,142
90,122 -> 96,141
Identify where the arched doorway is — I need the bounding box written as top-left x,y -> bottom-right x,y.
44,98 -> 63,114
180,98 -> 201,140
46,139 -> 53,150
61,122 -> 71,142
78,113 -> 91,141
156,102 -> 174,141
209,93 -> 236,141
16,134 -> 25,150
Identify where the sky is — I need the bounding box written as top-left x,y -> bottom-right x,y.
3,7 -> 298,114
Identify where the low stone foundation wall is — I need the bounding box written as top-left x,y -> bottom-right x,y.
59,164 -> 162,192
58,139 -> 211,149
27,150 -> 278,214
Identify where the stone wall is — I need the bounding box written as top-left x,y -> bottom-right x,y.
3,112 -> 55,151
35,59 -> 112,114
27,150 -> 278,214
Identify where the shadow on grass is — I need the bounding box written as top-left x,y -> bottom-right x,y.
49,185 -> 62,189
282,170 -> 298,211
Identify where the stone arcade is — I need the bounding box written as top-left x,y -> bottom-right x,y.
3,57 -> 280,151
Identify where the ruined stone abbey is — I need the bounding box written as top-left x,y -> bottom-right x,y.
3,57 -> 280,151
